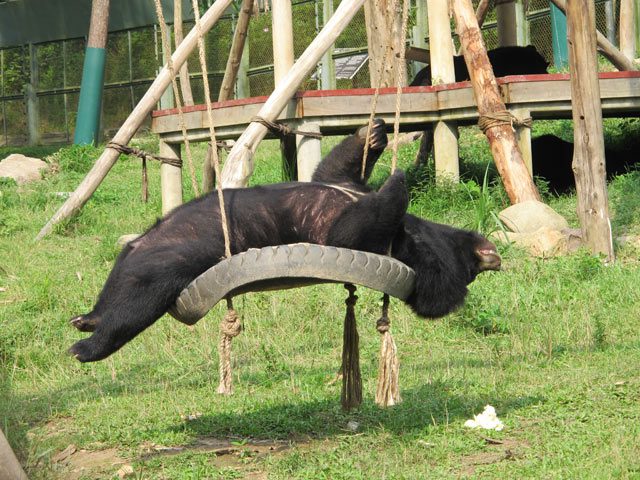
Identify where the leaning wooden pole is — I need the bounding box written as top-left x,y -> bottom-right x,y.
36,0 -> 234,240
174,0 -> 195,106
451,0 -> 540,204
221,0 -> 366,188
218,0 -> 254,102
549,0 -> 637,72
566,0 -> 615,262
476,0 -> 490,27
0,428 -> 28,480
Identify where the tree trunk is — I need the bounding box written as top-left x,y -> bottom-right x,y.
272,0 -> 295,85
566,0 -> 615,261
620,0 -> 636,61
221,0 -> 366,187
218,0 -> 253,102
0,428 -> 28,480
37,0 -> 234,240
549,0 -> 637,71
364,0 -> 403,87
451,0 -> 540,204
174,0 -> 194,106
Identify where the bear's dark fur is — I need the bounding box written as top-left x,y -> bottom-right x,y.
410,45 -> 549,87
532,134 -> 640,193
69,120 -> 500,362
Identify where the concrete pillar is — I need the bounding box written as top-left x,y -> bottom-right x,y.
296,122 -> 322,181
160,140 -> 183,214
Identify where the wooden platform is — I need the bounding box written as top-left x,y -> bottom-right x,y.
152,71 -> 640,143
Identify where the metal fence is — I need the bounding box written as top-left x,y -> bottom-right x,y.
0,0 -> 625,147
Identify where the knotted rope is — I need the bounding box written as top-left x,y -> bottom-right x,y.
478,110 -> 532,133
107,142 -> 182,202
375,294 -> 401,406
341,284 -> 362,410
216,298 -> 243,394
251,116 -> 323,139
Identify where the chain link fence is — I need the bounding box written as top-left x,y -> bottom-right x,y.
0,0 -> 626,146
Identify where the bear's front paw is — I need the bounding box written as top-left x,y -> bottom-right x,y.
69,338 -> 106,363
70,315 -> 99,332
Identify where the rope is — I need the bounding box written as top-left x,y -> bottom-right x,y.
390,0 -> 410,174
152,0 -> 200,197
107,141 -> 183,202
341,284 -> 362,410
216,297 -> 243,395
250,116 -> 323,139
190,0 -> 232,260
375,293 -> 401,407
478,110 -> 533,133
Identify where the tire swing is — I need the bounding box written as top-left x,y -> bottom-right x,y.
160,0 -> 412,410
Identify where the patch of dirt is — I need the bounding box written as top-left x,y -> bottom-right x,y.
52,444 -> 127,480
457,437 -> 529,477
140,436 -> 295,460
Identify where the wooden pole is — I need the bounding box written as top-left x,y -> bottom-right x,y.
0,428 -> 28,480
427,0 -> 459,181
74,0 -> 110,145
221,0 -> 366,187
566,0 -> 614,262
496,0 -> 527,47
620,0 -> 636,61
364,0 -> 401,87
174,0 -> 194,106
476,0 -> 491,27
160,140 -> 183,214
452,0 -> 540,204
37,0 -> 234,240
218,0 -> 253,101
272,0 -> 295,85
549,0 -> 637,71
27,44 -> 40,146
321,0 -> 337,89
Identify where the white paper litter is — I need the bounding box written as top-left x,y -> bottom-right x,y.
464,405 -> 504,431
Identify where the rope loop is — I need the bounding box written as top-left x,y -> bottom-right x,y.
221,308 -> 242,338
107,142 -> 183,168
251,116 -> 323,139
344,283 -> 358,307
478,110 -> 532,133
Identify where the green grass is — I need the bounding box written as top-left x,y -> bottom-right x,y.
1,125 -> 640,479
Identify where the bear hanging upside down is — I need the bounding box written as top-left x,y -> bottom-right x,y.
69,119 -> 500,362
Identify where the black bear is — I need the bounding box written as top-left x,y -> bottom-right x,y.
532,134 -> 640,193
410,45 -> 549,87
69,120 -> 500,362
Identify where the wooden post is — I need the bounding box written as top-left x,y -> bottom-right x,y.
549,0 -> 637,72
411,0 -> 428,78
321,0 -> 337,89
427,0 -> 459,181
174,0 -> 194,106
476,0 -> 491,27
219,0 -> 253,101
202,143 -> 215,193
37,0 -> 234,240
221,0 -> 365,187
452,0 -> 540,204
160,140 -> 183,214
27,43 -> 40,146
512,107 -> 532,177
605,0 -> 616,45
237,40 -> 250,98
272,0 -> 295,85
620,0 -> 636,61
296,121 -> 322,181
566,0 -> 614,262
496,0 -> 527,47
364,0 -> 401,87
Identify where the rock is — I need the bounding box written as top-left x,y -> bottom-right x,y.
116,234 -> 140,248
498,200 -> 568,233
0,154 -> 48,185
492,226 -> 568,257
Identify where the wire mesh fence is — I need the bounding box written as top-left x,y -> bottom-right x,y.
0,0 -> 628,146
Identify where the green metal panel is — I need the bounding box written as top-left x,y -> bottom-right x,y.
0,0 -> 207,48
73,47 -> 106,145
550,1 -> 568,69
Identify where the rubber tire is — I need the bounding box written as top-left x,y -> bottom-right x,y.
169,243 -> 415,325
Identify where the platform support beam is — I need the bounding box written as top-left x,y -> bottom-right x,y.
427,0 -> 459,182
296,121 -> 322,181
160,140 -> 183,215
